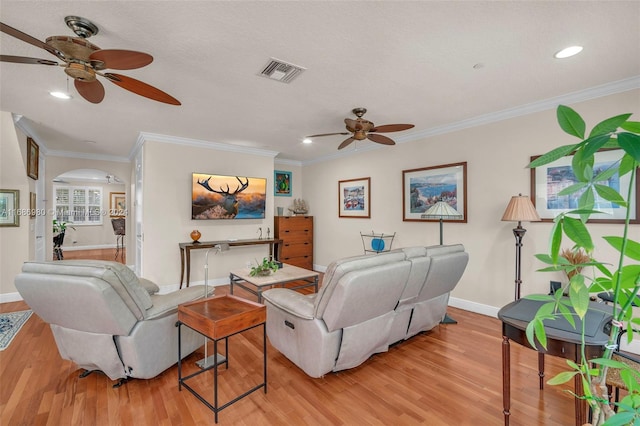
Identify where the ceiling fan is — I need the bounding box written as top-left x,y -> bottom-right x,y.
0,16 -> 180,105
307,107 -> 414,150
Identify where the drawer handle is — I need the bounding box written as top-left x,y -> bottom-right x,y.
285,320 -> 295,329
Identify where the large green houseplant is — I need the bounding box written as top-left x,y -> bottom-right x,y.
526,105 -> 640,425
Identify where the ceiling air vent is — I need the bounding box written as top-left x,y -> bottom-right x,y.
259,58 -> 306,84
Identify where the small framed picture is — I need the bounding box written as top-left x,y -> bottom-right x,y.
29,192 -> 36,218
109,192 -> 126,217
27,137 -> 39,180
274,170 -> 292,197
0,189 -> 20,227
338,177 -> 370,218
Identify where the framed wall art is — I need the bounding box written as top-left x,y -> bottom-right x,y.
530,149 -> 638,223
109,192 -> 126,217
338,177 -> 370,218
29,192 -> 36,218
402,162 -> 467,222
274,170 -> 292,197
27,137 -> 39,180
0,189 -> 20,227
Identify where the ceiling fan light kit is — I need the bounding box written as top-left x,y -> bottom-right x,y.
0,16 -> 181,105
307,107 -> 415,150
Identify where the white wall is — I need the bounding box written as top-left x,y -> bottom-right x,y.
0,111 -> 32,297
140,139 -> 279,288
303,89 -> 640,312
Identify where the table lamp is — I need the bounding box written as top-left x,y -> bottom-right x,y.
423,200 -> 463,245
501,194 -> 541,300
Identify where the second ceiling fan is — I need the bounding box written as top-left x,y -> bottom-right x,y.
307,108 -> 414,150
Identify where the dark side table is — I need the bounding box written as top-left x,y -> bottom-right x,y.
498,297 -> 612,426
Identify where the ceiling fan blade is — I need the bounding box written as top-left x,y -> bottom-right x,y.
103,73 -> 181,105
75,79 -> 105,104
90,49 -> 153,70
370,124 -> 415,133
0,55 -> 58,65
306,132 -> 350,138
367,133 -> 396,146
338,137 -> 356,150
0,22 -> 63,59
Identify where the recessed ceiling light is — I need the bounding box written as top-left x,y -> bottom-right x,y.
49,91 -> 72,100
554,46 -> 583,59
302,138 -> 312,144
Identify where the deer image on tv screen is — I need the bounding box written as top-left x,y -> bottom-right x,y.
192,173 -> 267,219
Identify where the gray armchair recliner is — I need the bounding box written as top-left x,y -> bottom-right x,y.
15,260 -> 209,381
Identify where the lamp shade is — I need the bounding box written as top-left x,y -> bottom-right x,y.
501,195 -> 541,222
423,201 -> 462,219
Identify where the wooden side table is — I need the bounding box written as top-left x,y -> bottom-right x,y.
498,298 -> 612,426
177,295 -> 267,423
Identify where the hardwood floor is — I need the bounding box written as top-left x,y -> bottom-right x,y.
62,248 -> 126,264
0,284 -> 578,426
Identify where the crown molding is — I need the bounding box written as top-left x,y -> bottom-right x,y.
134,132 -> 280,160
46,150 -> 131,163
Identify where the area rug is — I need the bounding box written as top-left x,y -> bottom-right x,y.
0,310 -> 32,351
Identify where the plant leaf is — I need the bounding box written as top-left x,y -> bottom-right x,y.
547,371 -> 578,385
563,216 -> 594,252
584,133 -> 617,158
594,184 -> 626,206
588,113 -> 632,137
557,182 -> 588,196
620,120 -> 640,133
557,105 -> 585,139
528,144 -> 579,168
604,236 -> 640,261
618,132 -> 640,162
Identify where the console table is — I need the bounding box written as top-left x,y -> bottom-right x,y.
498,298 -> 612,426
179,238 -> 282,288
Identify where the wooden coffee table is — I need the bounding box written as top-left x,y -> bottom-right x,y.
177,294 -> 266,423
229,263 -> 319,303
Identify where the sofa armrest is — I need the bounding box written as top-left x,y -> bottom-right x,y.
262,288 -> 315,319
145,287 -> 211,320
138,277 -> 160,295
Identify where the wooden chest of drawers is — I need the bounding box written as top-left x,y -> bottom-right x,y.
274,216 -> 313,270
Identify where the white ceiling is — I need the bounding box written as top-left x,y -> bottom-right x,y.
2,1 -> 639,164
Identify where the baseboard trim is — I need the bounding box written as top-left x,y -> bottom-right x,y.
62,244 -> 119,251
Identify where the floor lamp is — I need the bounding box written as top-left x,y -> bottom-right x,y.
423,200 -> 462,323
423,200 -> 462,245
196,243 -> 230,369
501,194 -> 541,300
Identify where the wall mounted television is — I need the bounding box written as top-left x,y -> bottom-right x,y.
192,173 -> 267,219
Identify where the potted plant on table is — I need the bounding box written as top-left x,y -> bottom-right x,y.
249,257 -> 279,277
526,105 -> 640,425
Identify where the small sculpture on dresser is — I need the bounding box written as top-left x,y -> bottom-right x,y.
288,198 -> 308,216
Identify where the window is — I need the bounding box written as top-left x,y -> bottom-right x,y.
54,185 -> 103,225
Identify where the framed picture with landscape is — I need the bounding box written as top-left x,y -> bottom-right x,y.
402,162 -> 467,222
0,189 -> 20,227
530,148 -> 638,223
338,177 -> 370,218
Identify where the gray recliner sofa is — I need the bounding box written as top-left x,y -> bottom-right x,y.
15,260 -> 209,381
262,244 -> 468,378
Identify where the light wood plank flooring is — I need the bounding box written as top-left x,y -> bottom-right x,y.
62,248 -> 126,263
0,284 -> 578,426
